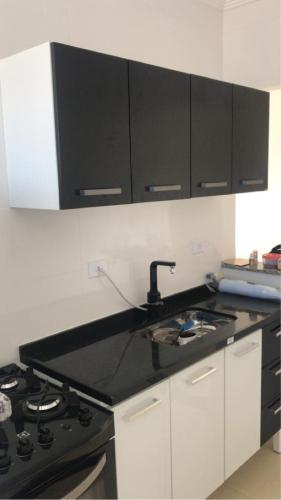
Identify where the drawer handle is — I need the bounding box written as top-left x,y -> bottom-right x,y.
273,406 -> 281,416
145,184 -> 182,193
78,187 -> 122,196
275,368 -> 281,376
189,367 -> 217,385
240,179 -> 264,186
125,398 -> 162,421
200,181 -> 228,189
234,342 -> 259,357
276,331 -> 281,337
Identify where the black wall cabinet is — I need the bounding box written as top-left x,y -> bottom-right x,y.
2,42 -> 270,209
191,75 -> 232,197
129,61 -> 190,203
232,85 -> 269,194
52,43 -> 132,209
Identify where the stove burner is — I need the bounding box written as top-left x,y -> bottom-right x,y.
0,378 -> 19,391
26,397 -> 61,412
0,364 -> 42,397
22,388 -> 80,422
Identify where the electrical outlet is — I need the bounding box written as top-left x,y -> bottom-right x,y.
191,240 -> 205,255
88,259 -> 108,278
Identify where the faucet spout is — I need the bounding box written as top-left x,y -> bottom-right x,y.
147,260 -> 176,306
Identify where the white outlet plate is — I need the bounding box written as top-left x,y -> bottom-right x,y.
88,259 -> 108,278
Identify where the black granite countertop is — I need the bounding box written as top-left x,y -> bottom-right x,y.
19,286 -> 280,406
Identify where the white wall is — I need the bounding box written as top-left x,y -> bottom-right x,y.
0,0 -> 235,365
223,0 -> 281,89
235,89 -> 281,258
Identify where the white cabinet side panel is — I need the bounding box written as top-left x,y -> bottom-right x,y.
0,43 -> 60,209
225,329 -> 262,479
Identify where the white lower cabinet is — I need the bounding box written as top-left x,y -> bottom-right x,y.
113,329 -> 262,499
114,380 -> 171,499
225,329 -> 262,478
170,351 -> 225,499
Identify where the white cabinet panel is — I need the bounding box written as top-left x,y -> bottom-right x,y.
225,329 -> 262,479
171,350 -> 225,499
114,380 -> 171,499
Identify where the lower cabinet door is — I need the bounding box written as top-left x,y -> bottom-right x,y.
114,380 -> 171,499
225,329 -> 262,479
170,351 -> 224,499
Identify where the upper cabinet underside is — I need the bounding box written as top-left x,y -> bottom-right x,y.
0,42 -> 270,209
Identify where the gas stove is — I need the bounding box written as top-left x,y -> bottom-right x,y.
0,364 -> 116,499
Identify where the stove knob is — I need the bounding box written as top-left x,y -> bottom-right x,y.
78,408 -> 93,425
38,427 -> 54,445
17,437 -> 33,457
0,454 -> 11,470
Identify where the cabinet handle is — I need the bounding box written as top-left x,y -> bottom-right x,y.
188,367 -> 217,385
234,342 -> 259,357
276,331 -> 281,337
240,179 -> 264,186
273,406 -> 281,416
145,184 -> 182,193
200,181 -> 228,189
125,398 -> 162,421
274,368 -> 281,377
78,187 -> 122,196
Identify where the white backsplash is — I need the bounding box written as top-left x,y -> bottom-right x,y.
0,196 -> 235,365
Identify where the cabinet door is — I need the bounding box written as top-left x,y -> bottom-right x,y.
191,75 -> 232,197
129,61 -> 190,202
225,330 -> 262,479
232,85 -> 269,193
114,381 -> 171,499
171,351 -> 224,499
52,43 -> 131,208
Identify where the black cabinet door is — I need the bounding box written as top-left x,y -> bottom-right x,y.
191,75 -> 232,197
232,85 -> 269,194
51,43 -> 131,208
129,61 -> 190,203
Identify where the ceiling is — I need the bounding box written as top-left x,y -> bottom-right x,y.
200,0 -> 259,10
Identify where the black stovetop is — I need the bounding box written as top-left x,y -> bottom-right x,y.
0,364 -> 113,498
19,286 -> 280,406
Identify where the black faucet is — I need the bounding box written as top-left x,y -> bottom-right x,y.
147,260 -> 176,306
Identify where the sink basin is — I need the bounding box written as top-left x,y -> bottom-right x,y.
143,308 -> 236,347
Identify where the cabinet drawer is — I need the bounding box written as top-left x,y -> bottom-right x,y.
262,321 -> 281,367
261,395 -> 281,445
262,358 -> 281,407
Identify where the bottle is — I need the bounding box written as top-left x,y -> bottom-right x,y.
253,250 -> 258,268
249,252 -> 255,269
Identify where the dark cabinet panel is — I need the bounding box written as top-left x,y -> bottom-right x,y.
191,75 -> 232,197
261,395 -> 281,445
232,85 -> 269,194
52,43 -> 131,209
262,320 -> 281,368
262,359 -> 281,407
129,61 -> 190,203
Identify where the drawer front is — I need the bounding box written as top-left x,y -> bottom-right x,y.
262,321 -> 281,367
261,395 -> 281,445
262,358 -> 281,407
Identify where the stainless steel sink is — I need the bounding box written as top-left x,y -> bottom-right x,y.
143,308 -> 236,347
